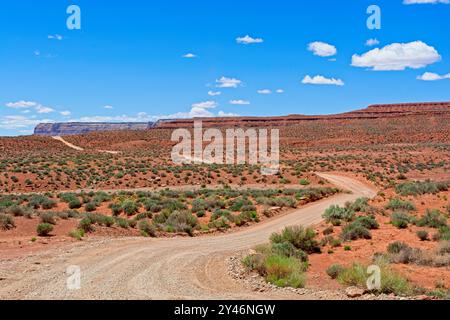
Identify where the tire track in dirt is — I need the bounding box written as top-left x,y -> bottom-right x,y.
0,173 -> 376,300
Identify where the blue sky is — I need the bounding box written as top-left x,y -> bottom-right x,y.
0,0 -> 449,136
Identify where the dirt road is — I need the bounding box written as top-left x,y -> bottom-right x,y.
0,174 -> 376,300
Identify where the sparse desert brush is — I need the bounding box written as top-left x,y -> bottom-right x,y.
396,180 -> 449,196
390,212 -> 414,229
326,264 -> 345,279
138,220 -> 156,237
416,209 -> 447,229
37,223 -> 53,236
270,225 -> 321,254
40,212 -> 57,225
386,198 -> 416,212
417,230 -> 429,241
69,229 -> 85,240
341,221 -> 372,241
0,213 -> 15,230
78,217 -> 95,232
323,205 -> 355,226
264,254 -> 306,288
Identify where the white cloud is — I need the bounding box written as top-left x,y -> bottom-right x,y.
5,101 -> 38,109
236,35 -> 264,45
104,105 -> 114,109
48,34 -> 63,40
216,76 -> 243,88
308,41 -> 337,57
417,72 -> 450,81
0,115 -> 54,130
351,41 -> 441,71
35,105 -> 55,114
218,111 -> 240,117
366,38 -> 380,46
60,110 -> 71,116
230,99 -> 250,105
191,100 -> 218,109
208,91 -> 221,96
34,51 -> 41,56
182,53 -> 197,58
276,89 -> 284,94
404,0 -> 449,4
302,75 -> 344,86
257,89 -> 272,94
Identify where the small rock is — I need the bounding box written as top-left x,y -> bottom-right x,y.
345,286 -> 365,298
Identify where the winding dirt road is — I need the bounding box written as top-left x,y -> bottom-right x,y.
0,174 -> 376,300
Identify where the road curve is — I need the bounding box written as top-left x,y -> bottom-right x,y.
0,174 -> 376,300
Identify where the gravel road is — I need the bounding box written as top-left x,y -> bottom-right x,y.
0,173 -> 376,300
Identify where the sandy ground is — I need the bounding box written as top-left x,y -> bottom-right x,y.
0,173 -> 376,300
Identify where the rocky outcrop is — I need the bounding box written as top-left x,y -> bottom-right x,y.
34,122 -> 154,136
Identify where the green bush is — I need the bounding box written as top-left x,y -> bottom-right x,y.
40,212 -> 56,225
434,226 -> 450,241
417,230 -> 429,241
270,226 -> 321,254
347,198 -> 370,212
68,198 -> 82,209
68,229 -> 85,240
116,217 -> 129,229
323,205 -> 355,226
386,199 -> 416,212
78,218 -> 95,232
37,223 -> 53,236
396,180 -> 449,196
138,220 -> 156,237
109,203 -> 123,216
391,212 -> 413,229
271,242 -> 308,262
354,216 -> 379,230
122,200 -> 138,216
84,202 -> 97,212
416,209 -> 447,228
326,264 -> 345,279
387,241 -> 410,254
341,222 -> 372,241
264,254 -> 307,288
0,213 -> 15,230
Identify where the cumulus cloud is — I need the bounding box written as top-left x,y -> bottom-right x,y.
276,89 -> 284,94
351,41 -> 441,71
236,35 -> 264,45
182,53 -> 197,58
366,38 -> 380,46
417,72 -> 450,81
5,100 -> 55,114
60,111 -> 71,117
302,75 -> 344,86
308,41 -> 337,57
208,91 -> 221,96
257,89 -> 272,94
218,111 -> 240,117
230,99 -> 250,105
404,0 -> 449,4
216,76 -> 243,88
191,100 -> 218,109
0,115 -> 54,130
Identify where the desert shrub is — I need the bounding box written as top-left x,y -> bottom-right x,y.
341,222 -> 372,241
0,213 -> 15,230
208,217 -> 231,230
68,229 -> 85,240
165,210 -> 198,235
264,254 -> 307,288
211,209 -> 233,222
78,218 -> 95,232
299,178 -> 310,186
417,230 -> 429,241
57,211 -> 69,220
122,200 -> 138,216
323,205 -> 355,226
138,220 -> 156,237
434,226 -> 450,241
323,226 -> 334,236
59,193 -> 78,203
396,180 -> 449,196
388,241 -> 410,254
386,199 -> 416,212
68,198 -> 82,209
337,262 -> 412,296
40,212 -> 56,225
84,202 -> 97,212
326,264 -> 345,279
37,223 -> 53,236
92,192 -> 111,205
196,210 -> 206,218
270,226 -> 321,254
416,209 -> 447,228
391,212 -> 414,229
28,195 -> 50,209
347,198 -> 370,212
115,217 -> 129,229
41,198 -> 57,210
109,203 -> 122,216
271,242 -> 308,262
191,199 -> 207,213
354,216 -> 379,230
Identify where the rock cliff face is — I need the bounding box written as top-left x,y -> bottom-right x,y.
34,122 -> 154,136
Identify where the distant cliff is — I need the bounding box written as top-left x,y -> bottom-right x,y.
34,122 -> 154,136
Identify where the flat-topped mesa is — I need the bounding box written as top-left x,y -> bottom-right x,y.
34,122 -> 154,136
33,102 -> 450,135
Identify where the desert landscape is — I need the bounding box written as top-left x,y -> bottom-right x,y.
0,102 -> 448,300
